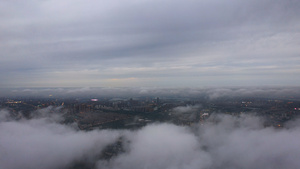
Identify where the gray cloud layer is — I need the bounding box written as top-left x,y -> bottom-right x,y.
0,0 -> 300,87
1,107 -> 300,169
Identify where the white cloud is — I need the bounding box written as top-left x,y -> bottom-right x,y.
2,107 -> 300,169
0,108 -> 121,169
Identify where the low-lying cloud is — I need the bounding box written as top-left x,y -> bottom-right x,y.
3,86 -> 300,99
172,105 -> 201,114
0,108 -> 121,169
1,107 -> 300,169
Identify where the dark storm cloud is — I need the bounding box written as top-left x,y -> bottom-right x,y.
2,107 -> 300,169
0,0 -> 299,87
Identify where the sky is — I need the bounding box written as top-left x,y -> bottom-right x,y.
2,106 -> 300,169
1,0 -> 300,88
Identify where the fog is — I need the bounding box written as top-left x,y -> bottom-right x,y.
2,86 -> 300,99
0,108 -> 122,169
1,107 -> 300,169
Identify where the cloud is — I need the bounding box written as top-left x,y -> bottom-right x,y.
97,114 -> 300,169
196,114 -> 300,169
173,105 -> 201,114
1,107 -> 300,169
171,105 -> 202,121
0,0 -> 300,87
0,109 -> 13,122
97,123 -> 211,169
0,108 -> 122,169
203,86 -> 300,100
3,86 -> 300,100
66,87 -> 91,93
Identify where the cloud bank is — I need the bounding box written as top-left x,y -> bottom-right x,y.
1,107 -> 300,169
3,86 -> 300,100
0,108 -> 121,169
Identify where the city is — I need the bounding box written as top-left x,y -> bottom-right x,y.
2,88 -> 300,168
2,91 -> 300,130
1,0 -> 300,168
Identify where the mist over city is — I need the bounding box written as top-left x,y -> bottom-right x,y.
1,0 -> 300,169
1,87 -> 300,169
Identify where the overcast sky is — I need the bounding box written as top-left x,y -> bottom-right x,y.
1,0 -> 299,88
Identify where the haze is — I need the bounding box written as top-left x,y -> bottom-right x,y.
2,107 -> 300,169
1,1 -> 300,168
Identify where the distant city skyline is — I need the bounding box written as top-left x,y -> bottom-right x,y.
1,0 -> 299,87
